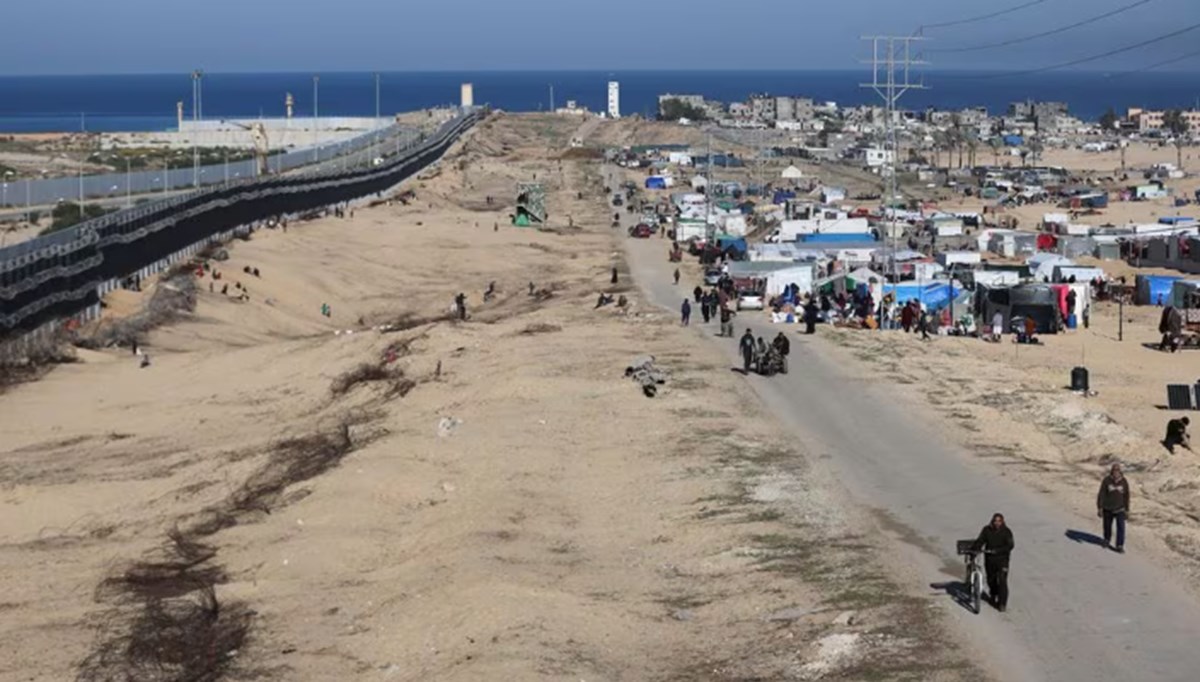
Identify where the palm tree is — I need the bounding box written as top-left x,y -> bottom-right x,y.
1027,138 -> 1045,167
989,137 -> 1002,166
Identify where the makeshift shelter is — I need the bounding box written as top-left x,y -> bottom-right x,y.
884,282 -> 961,311
646,176 -> 669,190
1135,275 -> 1181,305
1171,280 -> 1200,309
781,165 -> 805,181
1028,253 -> 1073,281
1051,265 -> 1104,284
976,284 -> 1060,334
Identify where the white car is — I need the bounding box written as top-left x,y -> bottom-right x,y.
737,292 -> 764,311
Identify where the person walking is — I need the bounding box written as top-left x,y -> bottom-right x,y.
700,297 -> 712,324
673,268 -> 681,286
1097,463 -> 1130,553
973,513 -> 1015,612
739,328 -> 756,373
918,307 -> 931,341
720,305 -> 735,338
681,299 -> 692,326
611,267 -> 619,285
454,293 -> 467,321
693,285 -> 703,304
804,298 -> 819,335
772,332 -> 791,375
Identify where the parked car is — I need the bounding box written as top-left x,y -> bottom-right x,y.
612,196 -> 624,207
737,291 -> 764,311
629,223 -> 655,238
703,268 -> 722,286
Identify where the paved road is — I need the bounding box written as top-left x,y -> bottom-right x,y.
609,166 -> 1200,682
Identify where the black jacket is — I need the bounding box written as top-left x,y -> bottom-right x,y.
974,524 -> 1014,561
1097,474 -> 1130,513
773,335 -> 790,356
739,334 -> 756,354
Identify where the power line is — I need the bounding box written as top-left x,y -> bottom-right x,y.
918,0 -> 1048,32
1105,47 -> 1200,77
943,21 -> 1200,79
930,0 -> 1151,52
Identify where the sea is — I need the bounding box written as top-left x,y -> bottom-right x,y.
1,70 -> 1199,133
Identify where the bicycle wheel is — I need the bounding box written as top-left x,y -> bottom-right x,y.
971,569 -> 983,614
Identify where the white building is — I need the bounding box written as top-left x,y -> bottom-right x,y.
461,83 -> 474,108
607,81 -> 621,119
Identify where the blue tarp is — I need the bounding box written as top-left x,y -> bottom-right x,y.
717,236 -> 747,255
798,233 -> 876,243
1003,135 -> 1024,147
772,190 -> 796,205
1081,193 -> 1108,209
1158,216 -> 1195,225
645,177 -> 667,190
884,282 -> 961,311
1135,274 -> 1182,305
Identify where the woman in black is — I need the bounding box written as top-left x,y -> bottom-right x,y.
974,513 -> 1015,612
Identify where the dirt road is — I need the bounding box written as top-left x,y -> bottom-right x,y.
612,167 -> 1200,682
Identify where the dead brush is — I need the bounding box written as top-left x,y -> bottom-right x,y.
0,329 -> 78,391
227,424 -> 355,518
77,583 -> 252,682
76,273 -> 197,350
518,323 -> 562,336
329,363 -> 416,400
96,529 -> 224,602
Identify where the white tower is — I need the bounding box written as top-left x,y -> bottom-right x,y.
461,83 -> 475,108
607,81 -> 620,119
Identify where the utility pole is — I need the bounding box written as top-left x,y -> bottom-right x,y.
375,72 -> 381,121
313,75 -> 320,162
550,84 -> 555,113
861,35 -> 928,294
191,70 -> 203,189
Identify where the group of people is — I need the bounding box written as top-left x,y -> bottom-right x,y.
738,329 -> 790,376
970,463 -> 1133,614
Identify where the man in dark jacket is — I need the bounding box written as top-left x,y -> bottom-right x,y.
739,329 -> 756,372
1164,417 -> 1191,454
1097,463 -> 1130,553
974,513 -> 1015,611
772,332 -> 791,375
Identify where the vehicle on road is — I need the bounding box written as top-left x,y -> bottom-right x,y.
628,223 -> 655,238
737,291 -> 764,311
957,540 -> 984,614
612,195 -> 624,207
703,268 -> 722,286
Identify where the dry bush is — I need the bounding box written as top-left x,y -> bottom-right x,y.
380,311 -> 454,333
78,583 -> 252,682
77,274 -> 197,350
0,329 -> 78,391
518,323 -> 562,336
330,363 -> 415,400
559,147 -> 603,160
96,529 -> 227,603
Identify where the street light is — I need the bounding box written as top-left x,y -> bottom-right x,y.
192,69 -> 203,188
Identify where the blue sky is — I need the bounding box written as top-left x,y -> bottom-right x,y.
2,0 -> 1197,75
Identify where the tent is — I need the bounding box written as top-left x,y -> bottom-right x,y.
1136,274 -> 1182,305
976,284 -> 1060,334
646,176 -> 668,190
1172,280 -> 1200,309
781,165 -> 805,180
884,282 -> 961,311
1028,253 -> 1073,281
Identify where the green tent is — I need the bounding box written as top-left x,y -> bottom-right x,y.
512,214 -> 532,227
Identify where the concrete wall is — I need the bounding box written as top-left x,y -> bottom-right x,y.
102,128 -> 369,151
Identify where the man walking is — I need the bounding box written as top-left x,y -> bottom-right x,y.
720,305 -> 735,338
693,285 -> 703,304
1097,463 -> 1130,553
772,332 -> 791,374
700,297 -> 711,324
739,328 -> 756,373
973,513 -> 1015,612
681,299 -> 692,326
673,268 -> 681,286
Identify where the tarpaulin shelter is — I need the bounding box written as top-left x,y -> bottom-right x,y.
884,282 -> 961,311
976,284 -> 1060,334
1136,274 -> 1182,305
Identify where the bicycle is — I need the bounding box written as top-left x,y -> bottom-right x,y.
957,540 -> 984,614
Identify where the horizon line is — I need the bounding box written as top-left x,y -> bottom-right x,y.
2,67 -> 1199,78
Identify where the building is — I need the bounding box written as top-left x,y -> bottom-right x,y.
1127,108 -> 1200,132
607,81 -> 620,119
1009,100 -> 1067,120
460,83 -> 474,108
749,94 -> 777,121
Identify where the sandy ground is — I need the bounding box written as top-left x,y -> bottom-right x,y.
816,305 -> 1200,589
0,114 -> 976,681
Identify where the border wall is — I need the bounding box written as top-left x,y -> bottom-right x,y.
0,109 -> 482,348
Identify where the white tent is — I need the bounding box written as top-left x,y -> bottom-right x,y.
781,165 -> 805,180
690,175 -> 709,189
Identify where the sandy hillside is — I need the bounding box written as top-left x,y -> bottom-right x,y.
0,113 -> 978,681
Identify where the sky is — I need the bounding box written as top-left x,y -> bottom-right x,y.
1,0 -> 1198,75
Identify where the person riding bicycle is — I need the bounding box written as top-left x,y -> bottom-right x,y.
973,513 -> 1015,612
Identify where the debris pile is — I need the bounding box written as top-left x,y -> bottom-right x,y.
625,355 -> 668,398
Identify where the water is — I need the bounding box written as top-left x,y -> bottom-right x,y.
1,70 -> 1198,133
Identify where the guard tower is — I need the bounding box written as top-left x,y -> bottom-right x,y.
513,182 -> 546,226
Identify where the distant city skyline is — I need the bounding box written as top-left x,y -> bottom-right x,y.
2,0 -> 1198,76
